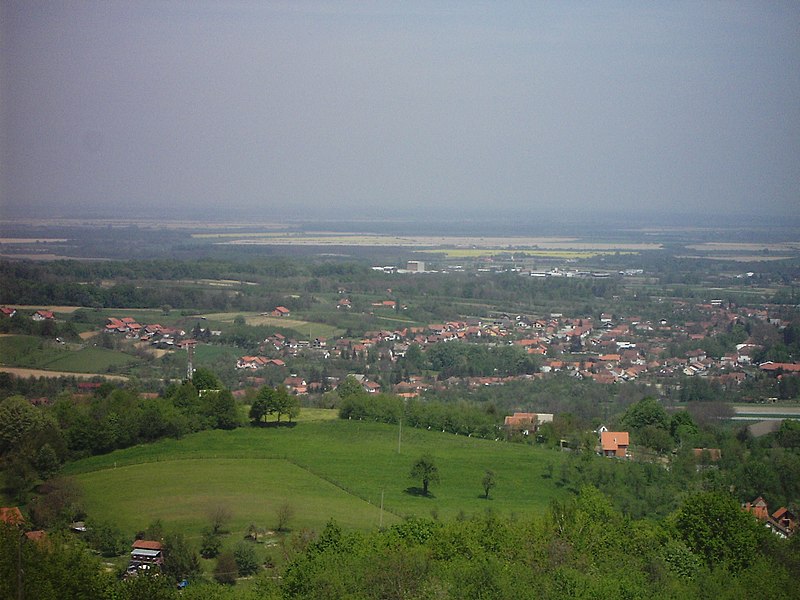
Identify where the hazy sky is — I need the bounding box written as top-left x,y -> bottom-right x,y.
1,1 -> 798,222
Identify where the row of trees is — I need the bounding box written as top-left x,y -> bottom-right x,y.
248,385 -> 300,424
0,369 -> 240,502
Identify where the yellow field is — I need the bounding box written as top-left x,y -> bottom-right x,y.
191,231 -> 662,251
421,248 -> 638,259
0,367 -> 128,381
4,304 -> 83,313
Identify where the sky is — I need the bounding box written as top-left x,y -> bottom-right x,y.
1,1 -> 798,223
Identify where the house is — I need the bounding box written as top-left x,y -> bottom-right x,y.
600,431 -> 629,458
692,448 -> 722,462
271,306 -> 291,317
129,540 -> 164,574
504,412 -> 554,436
742,496 -> 770,521
362,381 -> 381,394
742,497 -> 797,538
284,376 -> 307,394
32,309 -> 55,321
0,307 -> 16,317
0,507 -> 25,526
770,507 -> 797,538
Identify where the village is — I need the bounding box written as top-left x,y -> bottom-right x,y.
41,287 -> 797,402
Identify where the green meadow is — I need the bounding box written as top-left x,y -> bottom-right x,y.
67,418 -> 568,538
0,335 -> 139,372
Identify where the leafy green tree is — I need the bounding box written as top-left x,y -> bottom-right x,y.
670,410 -> 699,445
204,389 -> 239,430
192,367 -> 222,391
86,520 -> 128,557
249,387 -> 273,424
336,375 -> 365,401
200,529 -> 222,559
270,386 -> 294,423
114,574 -> 178,600
234,541 -> 260,576
162,532 -> 201,582
482,470 -> 496,499
621,397 -> 669,432
410,455 -> 440,496
0,395 -> 50,455
674,491 -> 760,572
214,551 -> 238,584
33,443 -> 61,479
637,425 -> 674,453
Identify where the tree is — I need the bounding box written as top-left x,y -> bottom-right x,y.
270,386 -> 294,423
204,389 -> 239,430
336,375 -> 365,401
276,502 -> 295,532
192,367 -> 221,391
674,491 -> 759,572
670,410 -> 699,445
209,504 -> 232,534
621,397 -> 669,432
214,551 -> 238,584
249,387 -> 272,424
200,529 -> 222,559
162,533 -> 201,582
410,455 -> 440,496
234,541 -> 260,576
482,470 -> 496,499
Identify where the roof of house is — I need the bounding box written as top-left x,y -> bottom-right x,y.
132,540 -> 163,550
600,431 -> 629,451
0,507 -> 24,526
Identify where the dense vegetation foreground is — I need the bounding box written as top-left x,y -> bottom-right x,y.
3,486 -> 799,599
1,418 -> 799,599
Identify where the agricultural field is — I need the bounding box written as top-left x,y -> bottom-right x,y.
67,419 -> 567,538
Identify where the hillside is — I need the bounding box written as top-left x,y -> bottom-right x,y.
66,418 -> 569,536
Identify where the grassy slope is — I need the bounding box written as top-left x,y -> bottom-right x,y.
0,335 -> 139,372
67,419 -> 567,538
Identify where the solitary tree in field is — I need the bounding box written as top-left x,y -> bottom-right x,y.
410,455 -> 440,496
276,502 -> 295,532
482,470 -> 496,499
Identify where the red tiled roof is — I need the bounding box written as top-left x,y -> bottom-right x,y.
132,540 -> 163,550
0,507 -> 24,526
600,431 -> 629,451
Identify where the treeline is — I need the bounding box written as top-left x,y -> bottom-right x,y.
0,369 -> 239,502
339,392 -> 499,439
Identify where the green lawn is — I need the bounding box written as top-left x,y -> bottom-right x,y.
67,420 -> 567,540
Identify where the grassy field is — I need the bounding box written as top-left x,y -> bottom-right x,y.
67,419 -> 567,541
0,335 -> 140,373
200,312 -> 343,339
